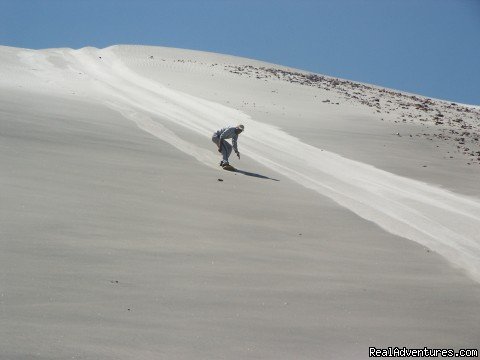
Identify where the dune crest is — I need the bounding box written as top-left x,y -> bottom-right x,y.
16,46 -> 480,281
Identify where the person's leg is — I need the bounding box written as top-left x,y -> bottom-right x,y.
221,140 -> 232,164
212,136 -> 220,147
212,136 -> 223,165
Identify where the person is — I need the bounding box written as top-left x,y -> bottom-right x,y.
212,125 -> 244,167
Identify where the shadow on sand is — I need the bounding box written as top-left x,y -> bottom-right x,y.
233,168 -> 280,181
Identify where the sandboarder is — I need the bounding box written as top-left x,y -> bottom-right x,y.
212,125 -> 244,168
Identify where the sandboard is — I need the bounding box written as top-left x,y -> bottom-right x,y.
222,164 -> 236,171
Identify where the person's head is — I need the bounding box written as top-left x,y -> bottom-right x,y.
235,124 -> 245,134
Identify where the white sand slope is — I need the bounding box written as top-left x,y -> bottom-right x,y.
1,45 -> 480,359
13,45 -> 480,281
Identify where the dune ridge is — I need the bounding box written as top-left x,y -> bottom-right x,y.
12,45 -> 480,281
2,44 -> 480,359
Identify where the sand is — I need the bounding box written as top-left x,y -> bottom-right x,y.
0,45 -> 479,359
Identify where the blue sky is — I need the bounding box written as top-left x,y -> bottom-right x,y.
1,0 -> 479,105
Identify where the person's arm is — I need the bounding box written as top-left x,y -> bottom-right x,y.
232,134 -> 240,158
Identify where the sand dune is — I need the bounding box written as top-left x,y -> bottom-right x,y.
1,45 -> 479,359
16,45 -> 480,281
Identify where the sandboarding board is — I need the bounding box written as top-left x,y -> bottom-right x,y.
222,164 -> 236,171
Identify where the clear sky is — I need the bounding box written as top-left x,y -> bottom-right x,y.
1,0 -> 479,105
